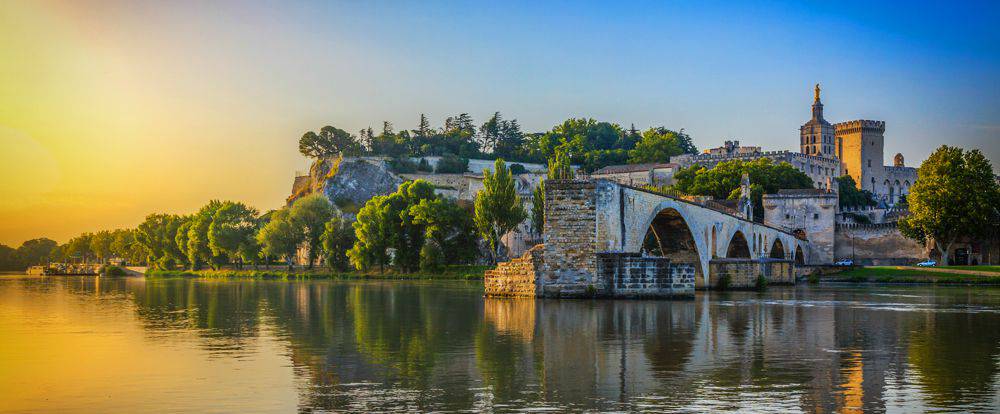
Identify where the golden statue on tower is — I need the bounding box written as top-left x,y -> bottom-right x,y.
814,83 -> 821,102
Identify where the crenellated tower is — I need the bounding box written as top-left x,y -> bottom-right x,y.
800,84 -> 835,158
834,119 -> 886,193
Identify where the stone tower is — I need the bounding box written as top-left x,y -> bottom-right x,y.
800,84 -> 835,157
834,120 -> 886,193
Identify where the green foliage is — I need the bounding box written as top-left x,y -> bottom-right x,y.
417,158 -> 433,172
137,213 -> 188,269
434,153 -> 469,173
509,163 -> 528,175
899,146 -> 1000,265
717,274 -> 731,290
628,128 -> 693,164
187,200 -> 225,270
389,156 -> 419,173
208,201 -> 260,269
547,149 -> 575,179
256,209 -> 303,269
289,194 -> 336,268
348,180 -> 438,272
844,212 -> 871,224
474,159 -> 527,263
755,274 -> 768,290
419,241 -> 444,272
836,175 -> 876,208
15,238 -> 57,267
321,214 -> 355,271
672,158 -> 814,222
89,230 -> 114,263
299,125 -> 361,159
101,265 -> 127,276
410,197 -> 480,264
531,182 -> 545,236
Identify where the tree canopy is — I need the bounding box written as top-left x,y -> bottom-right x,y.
673,158 -> 814,222
474,159 -> 527,263
899,145 -> 1000,264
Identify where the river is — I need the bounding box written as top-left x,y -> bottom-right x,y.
0,274 -> 998,413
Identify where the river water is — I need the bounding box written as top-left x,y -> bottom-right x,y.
0,274 -> 998,413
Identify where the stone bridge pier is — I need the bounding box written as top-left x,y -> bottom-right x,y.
539,179 -> 809,296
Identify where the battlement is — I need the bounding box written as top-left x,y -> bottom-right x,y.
834,119 -> 885,133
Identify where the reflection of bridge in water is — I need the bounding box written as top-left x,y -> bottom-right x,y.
490,179 -> 811,297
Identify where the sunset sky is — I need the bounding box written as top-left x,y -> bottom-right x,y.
1,0 -> 998,246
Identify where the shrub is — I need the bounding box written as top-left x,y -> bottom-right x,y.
101,265 -> 127,276
417,158 -> 433,172
509,163 -> 528,175
717,274 -> 731,290
807,273 -> 820,284
755,275 -> 768,290
435,153 -> 469,174
390,157 -> 418,173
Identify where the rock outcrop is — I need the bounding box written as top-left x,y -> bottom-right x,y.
288,156 -> 403,209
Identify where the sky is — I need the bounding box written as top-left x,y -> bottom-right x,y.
1,0 -> 998,246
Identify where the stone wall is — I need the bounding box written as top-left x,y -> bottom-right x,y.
541,180 -> 598,297
763,191 -> 837,264
709,259 -> 795,289
596,253 -> 694,298
484,245 -> 544,297
834,224 -> 926,265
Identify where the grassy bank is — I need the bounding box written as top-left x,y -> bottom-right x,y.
824,266 -> 1000,285
146,265 -> 490,281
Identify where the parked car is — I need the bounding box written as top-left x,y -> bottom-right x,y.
834,259 -> 854,266
916,260 -> 937,267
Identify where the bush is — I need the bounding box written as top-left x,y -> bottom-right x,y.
509,163 -> 528,175
417,158 -> 433,172
435,153 -> 469,173
101,265 -> 127,276
755,275 -> 768,290
807,273 -> 820,284
717,274 -> 731,290
390,157 -> 418,173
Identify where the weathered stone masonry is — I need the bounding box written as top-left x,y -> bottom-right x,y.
541,180 -> 599,297
483,245 -> 543,297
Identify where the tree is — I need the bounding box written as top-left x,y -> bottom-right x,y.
136,213 -> 188,269
410,197 -> 480,264
899,146 -> 1000,265
547,149 -> 576,180
16,238 -> 57,267
187,200 -> 225,270
474,159 -> 527,263
257,209 -> 303,270
673,158 -> 813,222
321,214 -> 355,271
208,201 -> 260,269
348,180 -> 438,272
289,194 -> 336,268
65,233 -> 94,263
299,125 -> 361,159
0,244 -> 18,270
89,230 -> 114,263
628,128 -> 691,164
531,150 -> 576,236
836,175 -> 876,209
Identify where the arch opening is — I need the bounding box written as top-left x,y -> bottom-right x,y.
640,208 -> 705,286
770,239 -> 786,259
794,245 -> 805,265
726,231 -> 752,258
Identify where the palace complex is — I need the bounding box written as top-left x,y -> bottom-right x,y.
673,85 -> 918,205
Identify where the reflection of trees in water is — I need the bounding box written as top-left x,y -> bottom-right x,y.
908,310 -> 1000,408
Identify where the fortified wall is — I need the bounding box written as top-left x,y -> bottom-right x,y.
834,223 -> 926,265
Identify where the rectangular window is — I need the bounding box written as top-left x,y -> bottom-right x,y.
814,213 -> 819,219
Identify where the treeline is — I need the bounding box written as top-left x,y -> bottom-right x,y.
298,114 -> 698,173
17,159 -> 535,273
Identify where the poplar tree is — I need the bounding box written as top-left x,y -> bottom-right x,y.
532,150 -> 575,236
474,159 -> 527,263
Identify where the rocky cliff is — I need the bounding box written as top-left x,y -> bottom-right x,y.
287,156 -> 403,210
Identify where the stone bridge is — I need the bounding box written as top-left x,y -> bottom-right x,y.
540,179 -> 808,295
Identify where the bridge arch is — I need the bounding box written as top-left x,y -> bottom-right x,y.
770,239 -> 786,259
725,230 -> 752,258
794,245 -> 805,265
638,206 -> 707,288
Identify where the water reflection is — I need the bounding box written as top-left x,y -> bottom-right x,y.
1,275 -> 998,413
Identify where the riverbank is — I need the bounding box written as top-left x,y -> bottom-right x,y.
146,265 -> 489,281
823,266 -> 1000,285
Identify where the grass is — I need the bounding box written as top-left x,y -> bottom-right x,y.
825,266 -> 1000,285
146,265 -> 489,281
934,265 -> 1000,273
